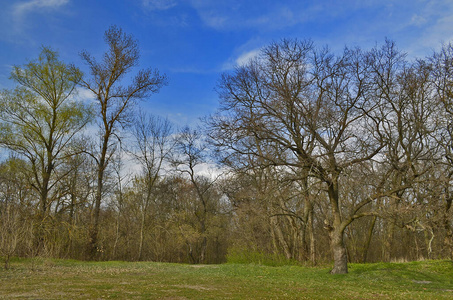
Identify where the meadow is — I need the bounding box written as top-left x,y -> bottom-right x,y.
1,258 -> 452,299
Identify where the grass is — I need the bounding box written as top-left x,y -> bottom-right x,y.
0,258 -> 452,299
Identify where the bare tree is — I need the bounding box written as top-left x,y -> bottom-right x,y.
430,43 -> 453,259
130,112 -> 173,260
171,126 -> 220,263
0,206 -> 28,270
0,157 -> 32,269
209,39 -> 390,273
80,25 -> 167,257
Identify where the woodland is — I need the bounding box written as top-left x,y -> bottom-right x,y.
0,26 -> 452,274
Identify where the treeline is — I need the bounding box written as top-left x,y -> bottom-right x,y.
0,27 -> 452,274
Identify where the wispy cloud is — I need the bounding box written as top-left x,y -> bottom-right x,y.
13,0 -> 69,18
235,49 -> 260,66
390,0 -> 453,56
189,0 -> 301,31
186,0 -> 378,31
222,48 -> 260,70
139,0 -> 331,31
142,0 -> 177,11
7,0 -> 70,36
410,14 -> 427,26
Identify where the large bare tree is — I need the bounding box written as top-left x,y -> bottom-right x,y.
430,43 -> 453,258
209,39 -> 391,273
80,25 -> 167,257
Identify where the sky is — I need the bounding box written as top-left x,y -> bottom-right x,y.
1,0 -> 453,127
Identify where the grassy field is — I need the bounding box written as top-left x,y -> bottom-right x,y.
0,258 -> 452,299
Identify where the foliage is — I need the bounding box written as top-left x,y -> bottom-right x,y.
0,47 -> 93,215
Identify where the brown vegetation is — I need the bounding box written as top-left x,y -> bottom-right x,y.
0,28 -> 452,274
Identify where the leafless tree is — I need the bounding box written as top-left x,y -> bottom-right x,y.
130,112 -> 173,260
171,126 -> 221,263
430,43 -> 453,259
80,25 -> 167,257
209,39 -> 393,273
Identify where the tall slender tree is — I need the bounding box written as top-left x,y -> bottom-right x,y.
130,112 -> 173,260
80,25 -> 167,257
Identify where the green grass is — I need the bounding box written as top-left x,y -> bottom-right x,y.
0,258 -> 452,299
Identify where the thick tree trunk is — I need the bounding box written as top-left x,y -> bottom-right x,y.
327,176 -> 348,274
40,184 -> 49,215
330,228 -> 348,274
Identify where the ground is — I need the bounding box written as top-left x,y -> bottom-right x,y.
0,258 -> 452,299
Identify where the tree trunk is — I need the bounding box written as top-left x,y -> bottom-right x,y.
89,175 -> 102,258
36,173 -> 51,256
330,228 -> 348,274
138,212 -> 145,261
270,216 -> 292,259
138,184 -> 153,261
327,177 -> 348,274
89,134 -> 109,259
306,200 -> 316,265
383,220 -> 395,262
200,235 -> 207,263
444,198 -> 453,259
40,181 -> 49,216
362,215 -> 377,263
112,210 -> 121,259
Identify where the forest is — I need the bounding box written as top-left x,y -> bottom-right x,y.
0,26 -> 452,274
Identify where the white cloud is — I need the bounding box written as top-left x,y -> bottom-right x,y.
193,162 -> 224,179
73,87 -> 96,104
142,0 -> 177,11
13,0 -> 69,18
235,49 -> 260,66
222,48 -> 260,71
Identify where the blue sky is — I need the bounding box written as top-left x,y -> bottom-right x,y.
1,0 -> 453,126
